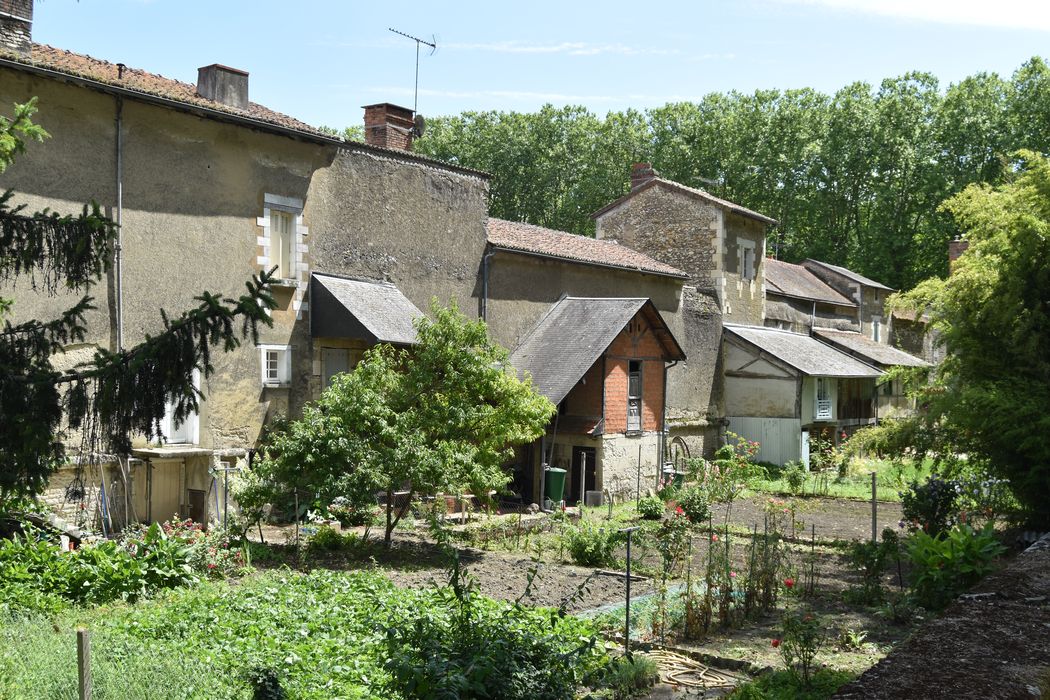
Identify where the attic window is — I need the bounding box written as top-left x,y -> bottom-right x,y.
741,241 -> 757,282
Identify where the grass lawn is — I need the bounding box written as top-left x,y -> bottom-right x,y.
748,458 -> 932,502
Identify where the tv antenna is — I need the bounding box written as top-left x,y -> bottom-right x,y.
388,27 -> 437,114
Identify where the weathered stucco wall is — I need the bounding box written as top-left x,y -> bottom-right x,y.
0,68 -> 336,454
483,250 -> 682,351
594,184 -> 720,293
600,432 -> 661,499
721,213 -> 766,326
764,295 -> 857,334
305,150 -> 489,317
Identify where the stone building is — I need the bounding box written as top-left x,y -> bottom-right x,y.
592,163 -> 777,460
1,10 -> 697,523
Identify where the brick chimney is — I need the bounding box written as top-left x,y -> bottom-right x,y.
363,103 -> 415,151
948,235 -> 969,271
630,162 -> 658,190
0,0 -> 32,56
197,64 -> 249,110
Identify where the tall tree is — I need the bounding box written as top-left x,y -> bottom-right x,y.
891,151 -> 1050,526
0,99 -> 275,501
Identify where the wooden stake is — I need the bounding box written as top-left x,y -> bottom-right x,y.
77,628 -> 91,700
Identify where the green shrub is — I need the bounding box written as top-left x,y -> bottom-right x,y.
844,538 -> 892,605
563,520 -> 621,568
0,523 -> 196,610
327,495 -> 377,527
900,475 -> 959,536
677,485 -> 710,523
783,461 -> 807,496
636,496 -> 664,520
601,654 -> 659,699
906,523 -> 1005,609
729,669 -> 855,699
383,587 -> 607,700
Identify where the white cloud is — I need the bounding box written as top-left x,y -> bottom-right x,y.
772,0 -> 1050,32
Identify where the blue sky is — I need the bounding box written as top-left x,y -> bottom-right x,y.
32,0 -> 1050,129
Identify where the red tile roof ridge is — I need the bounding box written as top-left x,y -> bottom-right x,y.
487,217 -> 688,279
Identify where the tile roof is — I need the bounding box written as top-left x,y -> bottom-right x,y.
812,328 -> 929,368
510,297 -> 685,404
11,43 -> 326,136
487,218 -> 688,279
724,324 -> 882,378
592,178 -> 778,225
0,44 -> 490,178
310,273 -> 423,345
803,259 -> 894,291
764,258 -> 855,306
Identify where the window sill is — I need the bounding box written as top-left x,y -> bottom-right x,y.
262,382 -> 291,389
268,277 -> 300,289
625,429 -> 644,437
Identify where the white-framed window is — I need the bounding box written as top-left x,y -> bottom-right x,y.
270,209 -> 295,279
627,360 -> 642,432
258,194 -> 306,287
161,369 -> 200,445
259,345 -> 292,387
871,315 -> 882,343
740,240 -> 756,282
815,377 -> 834,420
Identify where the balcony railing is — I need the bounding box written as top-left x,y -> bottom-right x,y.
815,399 -> 833,420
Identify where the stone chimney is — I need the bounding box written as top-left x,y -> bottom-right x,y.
630,162 -> 658,190
363,103 -> 415,151
0,0 -> 32,56
948,235 -> 969,271
197,64 -> 249,110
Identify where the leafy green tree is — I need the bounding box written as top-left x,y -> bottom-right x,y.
890,151 -> 1050,526
253,302 -> 555,546
0,99 -> 275,502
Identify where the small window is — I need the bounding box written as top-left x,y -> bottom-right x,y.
270,210 -> 295,279
627,360 -> 642,432
742,246 -> 755,281
815,377 -> 833,420
259,345 -> 292,386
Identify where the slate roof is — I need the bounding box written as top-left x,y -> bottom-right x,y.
592,178 -> 777,225
487,218 -> 687,279
813,328 -> 929,368
803,259 -> 894,291
510,298 -> 685,404
724,324 -> 882,378
764,258 -> 855,306
310,273 -> 423,345
0,44 -> 489,178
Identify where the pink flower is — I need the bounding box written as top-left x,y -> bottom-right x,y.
207,563 -> 217,570
729,571 -> 737,578
771,639 -> 781,648
711,534 -> 719,543
675,506 -> 684,516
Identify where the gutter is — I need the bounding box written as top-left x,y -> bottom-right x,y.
480,248 -> 495,321
115,96 -> 124,351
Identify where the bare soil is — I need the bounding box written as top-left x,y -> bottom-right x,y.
834,536 -> 1050,699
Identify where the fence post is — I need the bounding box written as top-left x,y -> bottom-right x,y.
77,628 -> 91,700
871,471 -> 878,543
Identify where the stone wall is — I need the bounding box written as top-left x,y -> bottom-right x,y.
721,213 -> 766,326
600,432 -> 662,500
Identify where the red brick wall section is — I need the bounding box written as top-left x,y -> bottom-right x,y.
603,312 -> 668,433
564,362 -> 603,416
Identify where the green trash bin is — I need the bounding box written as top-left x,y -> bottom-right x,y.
545,467 -> 567,504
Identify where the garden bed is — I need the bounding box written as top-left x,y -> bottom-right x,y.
834,534 -> 1050,699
